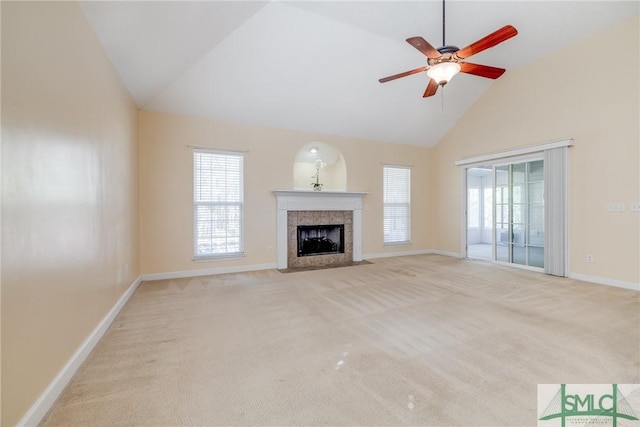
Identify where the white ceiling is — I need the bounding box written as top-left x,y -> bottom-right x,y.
80,1 -> 639,147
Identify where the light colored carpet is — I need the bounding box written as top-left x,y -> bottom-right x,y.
42,255 -> 639,426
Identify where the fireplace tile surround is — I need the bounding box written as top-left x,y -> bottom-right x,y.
288,210 -> 352,268
273,191 -> 367,270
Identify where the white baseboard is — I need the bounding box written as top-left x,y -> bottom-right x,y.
142,253 -> 468,280
140,263 -> 278,281
372,251 -> 638,291
363,249 -> 433,260
363,249 -> 463,260
17,276 -> 142,427
430,249 -> 463,258
430,251 -> 638,291
568,272 -> 639,291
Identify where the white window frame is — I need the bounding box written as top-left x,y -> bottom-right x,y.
383,164 -> 411,246
193,149 -> 244,260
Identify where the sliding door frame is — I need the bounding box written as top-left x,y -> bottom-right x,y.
462,153 -> 544,271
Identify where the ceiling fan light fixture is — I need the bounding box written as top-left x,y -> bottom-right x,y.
427,61 -> 461,86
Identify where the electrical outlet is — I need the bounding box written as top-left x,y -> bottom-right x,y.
586,254 -> 593,263
267,246 -> 273,254
607,202 -> 625,212
630,202 -> 640,212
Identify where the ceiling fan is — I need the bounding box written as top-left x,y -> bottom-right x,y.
378,0 -> 518,98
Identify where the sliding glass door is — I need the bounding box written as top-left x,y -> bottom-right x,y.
467,158 -> 544,269
494,159 -> 544,268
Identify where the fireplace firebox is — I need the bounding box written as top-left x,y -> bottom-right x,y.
297,224 -> 344,257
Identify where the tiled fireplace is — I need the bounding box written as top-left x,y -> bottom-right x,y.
288,210 -> 351,268
273,191 -> 367,269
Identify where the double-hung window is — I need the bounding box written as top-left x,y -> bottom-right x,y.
383,165 -> 411,245
193,149 -> 244,259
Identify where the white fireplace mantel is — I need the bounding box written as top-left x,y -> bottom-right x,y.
273,190 -> 367,269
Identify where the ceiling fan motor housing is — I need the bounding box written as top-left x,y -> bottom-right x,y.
428,46 -> 460,68
437,45 -> 459,54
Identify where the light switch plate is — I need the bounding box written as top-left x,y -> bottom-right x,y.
608,202 -> 625,212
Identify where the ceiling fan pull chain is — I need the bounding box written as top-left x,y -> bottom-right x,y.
441,87 -> 445,111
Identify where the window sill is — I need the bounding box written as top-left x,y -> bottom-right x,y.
193,252 -> 245,262
383,241 -> 412,247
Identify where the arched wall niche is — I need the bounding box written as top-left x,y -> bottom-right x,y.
293,141 -> 347,191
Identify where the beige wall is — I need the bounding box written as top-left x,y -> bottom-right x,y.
433,17 -> 640,284
1,2 -> 139,425
139,110 -> 433,275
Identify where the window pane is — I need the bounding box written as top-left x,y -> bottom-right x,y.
384,205 -> 409,242
495,167 -> 508,185
529,182 -> 544,204
383,167 -> 410,203
468,188 -> 479,228
500,186 -> 509,203
528,246 -> 544,268
194,153 -> 242,203
383,166 -> 411,244
496,243 -> 509,262
513,245 -> 526,265
513,225 -> 525,244
512,183 -> 524,203
512,204 -> 524,225
496,226 -> 509,243
483,188 -> 493,228
512,163 -> 526,183
529,205 -> 544,246
528,160 -> 544,182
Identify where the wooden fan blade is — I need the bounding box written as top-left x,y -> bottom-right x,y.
406,37 -> 441,59
423,79 -> 439,97
456,25 -> 518,59
459,62 -> 506,79
379,66 -> 427,83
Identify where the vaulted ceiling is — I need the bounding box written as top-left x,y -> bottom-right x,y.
80,1 -> 639,147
